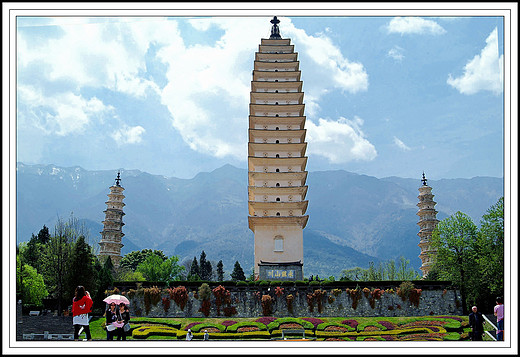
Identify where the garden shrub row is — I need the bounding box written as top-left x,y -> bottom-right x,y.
133,325 -> 458,341
128,316 -> 467,340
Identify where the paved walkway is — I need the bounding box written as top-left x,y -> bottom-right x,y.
17,314 -> 74,340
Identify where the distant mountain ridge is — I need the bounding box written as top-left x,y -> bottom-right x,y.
15,162 -> 503,278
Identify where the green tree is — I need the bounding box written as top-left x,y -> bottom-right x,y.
23,235 -> 41,272
118,270 -> 146,282
160,255 -> 186,283
340,267 -> 368,281
384,259 -> 397,280
396,256 -> 420,280
431,211 -> 478,313
230,261 -> 246,281
17,256 -> 48,306
473,197 -> 504,310
37,225 -> 51,244
39,218 -> 74,315
93,257 -> 114,312
188,257 -> 200,281
69,236 -> 98,294
136,254 -> 185,283
367,261 -> 384,280
119,249 -> 167,271
216,260 -> 224,281
136,254 -> 165,282
199,250 -> 213,281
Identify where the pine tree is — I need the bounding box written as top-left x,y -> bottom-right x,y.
188,257 -> 200,281
199,250 -> 213,281
69,236 -> 97,293
37,225 -> 50,244
216,260 -> 224,281
230,261 -> 246,281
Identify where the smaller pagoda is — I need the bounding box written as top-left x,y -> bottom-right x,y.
417,172 -> 439,278
98,172 -> 125,268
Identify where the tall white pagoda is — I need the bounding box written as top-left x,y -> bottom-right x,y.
248,17 -> 309,280
98,172 -> 125,268
417,172 -> 439,278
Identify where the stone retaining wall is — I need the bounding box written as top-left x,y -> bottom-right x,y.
114,281 -> 463,318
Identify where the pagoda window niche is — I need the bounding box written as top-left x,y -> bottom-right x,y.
274,236 -> 284,252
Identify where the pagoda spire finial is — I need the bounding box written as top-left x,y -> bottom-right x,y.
421,172 -> 428,186
270,16 -> 281,39
115,171 -> 121,187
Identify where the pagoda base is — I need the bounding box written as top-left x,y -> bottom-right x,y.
258,260 -> 303,281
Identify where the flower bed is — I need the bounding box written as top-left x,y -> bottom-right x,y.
356,322 -> 387,332
317,322 -> 355,332
237,326 -> 261,333
226,321 -> 267,332
109,315 -> 469,341
267,317 -> 314,332
188,322 -> 226,333
255,316 -> 277,327
133,326 -> 178,339
301,317 -> 324,328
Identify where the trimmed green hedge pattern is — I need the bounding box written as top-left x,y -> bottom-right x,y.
128,316 -> 467,341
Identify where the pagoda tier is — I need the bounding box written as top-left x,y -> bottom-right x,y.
249,116 -> 306,130
416,173 -> 439,278
98,173 -> 125,268
248,17 -> 309,280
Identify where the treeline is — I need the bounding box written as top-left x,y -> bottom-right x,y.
16,217 -> 249,314
428,197 -> 504,313
17,215 -> 115,314
116,249 -> 247,283
339,256 -> 421,282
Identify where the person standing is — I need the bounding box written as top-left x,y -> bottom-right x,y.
203,330 -> 209,341
116,303 -> 130,341
105,302 -> 120,340
186,329 -> 193,341
468,306 -> 485,341
72,286 -> 93,341
494,297 -> 504,341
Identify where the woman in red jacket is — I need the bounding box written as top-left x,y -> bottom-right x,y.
72,285 -> 93,341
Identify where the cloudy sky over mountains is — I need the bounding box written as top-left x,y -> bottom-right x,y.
12,5 -> 511,180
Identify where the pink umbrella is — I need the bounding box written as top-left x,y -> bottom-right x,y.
103,294 -> 130,305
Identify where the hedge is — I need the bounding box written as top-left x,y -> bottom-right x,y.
316,322 -> 356,332
188,322 -> 226,333
225,321 -> 268,332
266,317 -> 314,331
132,326 -> 178,339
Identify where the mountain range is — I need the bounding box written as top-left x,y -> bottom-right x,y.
15,162 -> 503,278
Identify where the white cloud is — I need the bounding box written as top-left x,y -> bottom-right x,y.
387,17 -> 446,35
286,24 -> 369,96
112,125 -> 146,145
18,16 -> 370,162
447,28 -> 503,95
17,17 -> 173,97
17,85 -> 112,135
393,136 -> 411,151
158,17 -> 369,160
306,117 -> 377,163
388,46 -> 405,61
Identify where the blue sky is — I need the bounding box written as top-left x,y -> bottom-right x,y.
12,7 -> 512,181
